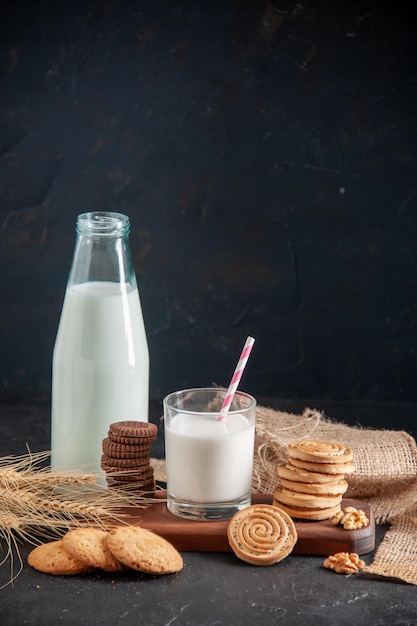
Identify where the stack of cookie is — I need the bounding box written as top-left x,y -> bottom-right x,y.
273,440 -> 355,521
101,420 -> 158,493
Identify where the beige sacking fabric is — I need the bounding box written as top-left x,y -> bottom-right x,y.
252,405 -> 417,586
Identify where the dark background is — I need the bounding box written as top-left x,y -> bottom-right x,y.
1,0 -> 416,434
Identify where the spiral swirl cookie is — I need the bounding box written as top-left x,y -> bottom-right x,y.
288,440 -> 353,464
227,504 -> 297,566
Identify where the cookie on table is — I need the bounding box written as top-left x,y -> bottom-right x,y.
102,437 -> 152,459
279,477 -> 349,496
102,423 -> 156,494
106,476 -> 156,493
100,453 -> 150,469
62,528 -> 126,572
287,440 -> 353,464
274,440 -> 356,522
108,421 -> 158,444
277,463 -> 346,484
106,526 -> 183,575
288,456 -> 356,475
102,465 -> 154,481
227,504 -> 298,566
273,486 -> 343,510
271,499 -> 342,520
27,540 -> 93,575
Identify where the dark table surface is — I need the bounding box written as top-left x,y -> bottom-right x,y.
0,395 -> 416,626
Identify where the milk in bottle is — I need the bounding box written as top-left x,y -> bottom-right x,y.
51,212 -> 149,473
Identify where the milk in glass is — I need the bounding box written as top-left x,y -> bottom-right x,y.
165,411 -> 254,503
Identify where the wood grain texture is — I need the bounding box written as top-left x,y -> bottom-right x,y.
117,494 -> 375,556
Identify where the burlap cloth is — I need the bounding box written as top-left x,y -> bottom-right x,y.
153,404 -> 417,585
253,405 -> 417,586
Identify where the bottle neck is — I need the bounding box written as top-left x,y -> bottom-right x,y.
68,212 -> 137,289
76,212 -> 130,237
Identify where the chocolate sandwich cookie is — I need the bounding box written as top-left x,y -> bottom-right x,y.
100,454 -> 150,469
102,438 -> 152,459
108,421 -> 158,444
106,474 -> 155,492
102,465 -> 154,481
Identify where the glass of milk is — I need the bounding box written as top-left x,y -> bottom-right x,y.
163,388 -> 256,521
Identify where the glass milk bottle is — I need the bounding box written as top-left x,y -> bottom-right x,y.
51,212 -> 149,472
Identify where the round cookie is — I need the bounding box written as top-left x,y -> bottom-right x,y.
102,465 -> 154,481
273,486 -> 342,510
227,504 -> 297,566
279,477 -> 349,496
62,528 -> 126,572
101,454 -> 150,469
108,421 -> 158,444
289,456 -> 356,475
107,477 -> 155,492
27,540 -> 93,575
271,499 -> 342,520
277,463 -> 346,484
288,440 -> 353,464
106,526 -> 183,574
102,438 -> 152,458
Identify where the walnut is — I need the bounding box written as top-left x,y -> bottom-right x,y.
323,552 -> 365,575
331,506 -> 369,530
331,510 -> 344,526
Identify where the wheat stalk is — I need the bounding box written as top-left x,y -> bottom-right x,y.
0,449 -> 158,588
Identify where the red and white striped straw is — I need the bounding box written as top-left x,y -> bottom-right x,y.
217,336 -> 255,422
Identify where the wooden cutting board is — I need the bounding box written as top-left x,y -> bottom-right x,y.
118,493 -> 375,556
